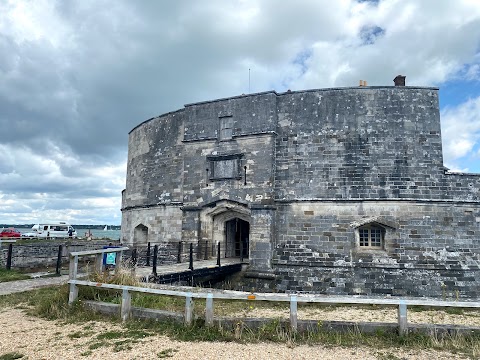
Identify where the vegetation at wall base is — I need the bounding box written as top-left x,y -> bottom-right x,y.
0,352 -> 26,360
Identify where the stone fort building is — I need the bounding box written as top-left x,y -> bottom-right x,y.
121,77 -> 480,298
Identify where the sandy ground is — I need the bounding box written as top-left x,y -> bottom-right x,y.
227,305 -> 480,327
0,307 -> 476,360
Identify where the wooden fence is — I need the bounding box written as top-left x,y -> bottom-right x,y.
68,248 -> 480,335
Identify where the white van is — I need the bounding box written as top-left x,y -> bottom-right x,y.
30,222 -> 77,238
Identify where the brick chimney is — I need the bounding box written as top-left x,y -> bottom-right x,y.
394,75 -> 406,86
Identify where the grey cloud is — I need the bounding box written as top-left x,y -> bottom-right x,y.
1,0 -> 480,224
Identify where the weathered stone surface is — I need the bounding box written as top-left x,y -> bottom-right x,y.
0,240 -> 116,269
121,86 -> 480,298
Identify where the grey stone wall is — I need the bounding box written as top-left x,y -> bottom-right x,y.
271,201 -> 480,298
121,206 -> 182,245
183,92 -> 277,141
1,240 -> 117,269
123,110 -> 184,209
122,86 -> 480,298
274,87 -> 479,201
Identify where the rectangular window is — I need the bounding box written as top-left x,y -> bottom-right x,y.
358,225 -> 384,248
370,228 -> 382,247
219,116 -> 233,140
359,229 -> 369,246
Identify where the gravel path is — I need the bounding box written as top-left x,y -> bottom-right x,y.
0,275 -> 69,295
0,308 -> 472,360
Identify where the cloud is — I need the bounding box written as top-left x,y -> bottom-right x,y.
0,141 -> 125,224
1,0 -> 480,223
441,97 -> 480,172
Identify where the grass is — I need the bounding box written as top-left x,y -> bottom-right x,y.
0,353 -> 25,360
158,348 -> 179,358
0,269 -> 30,283
1,267 -> 479,358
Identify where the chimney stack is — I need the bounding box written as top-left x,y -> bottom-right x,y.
394,75 -> 406,86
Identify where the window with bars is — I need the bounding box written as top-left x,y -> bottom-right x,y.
358,225 -> 384,248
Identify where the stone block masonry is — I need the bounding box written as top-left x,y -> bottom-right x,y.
1,240 -> 118,269
121,83 -> 480,298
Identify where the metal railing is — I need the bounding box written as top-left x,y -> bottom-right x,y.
0,240 -> 17,270
68,249 -> 480,335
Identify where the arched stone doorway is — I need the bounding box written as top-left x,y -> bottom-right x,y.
200,200 -> 251,262
134,224 -> 148,245
225,218 -> 249,259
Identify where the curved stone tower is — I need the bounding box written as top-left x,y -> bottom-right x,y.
122,83 -> 480,298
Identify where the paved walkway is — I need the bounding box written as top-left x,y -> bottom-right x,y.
0,275 -> 70,296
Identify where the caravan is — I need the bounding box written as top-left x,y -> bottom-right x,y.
28,222 -> 77,238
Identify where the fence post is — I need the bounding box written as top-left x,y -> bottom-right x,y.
177,241 -> 182,264
153,245 -> 158,276
55,245 -> 62,275
185,293 -> 193,325
68,282 -> 78,305
6,243 -> 13,270
290,295 -> 298,333
205,293 -> 214,326
68,254 -> 79,305
204,241 -> 208,260
216,242 -> 221,266
69,254 -> 79,280
398,300 -> 408,335
95,253 -> 103,273
146,242 -> 151,266
117,250 -> 124,267
189,243 -> 194,270
121,289 -> 131,322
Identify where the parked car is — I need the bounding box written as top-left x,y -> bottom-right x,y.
0,228 -> 21,238
21,231 -> 37,238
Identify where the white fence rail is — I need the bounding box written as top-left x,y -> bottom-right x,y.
68,247 -> 129,304
68,249 -> 480,335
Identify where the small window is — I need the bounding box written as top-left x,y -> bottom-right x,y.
358,225 -> 384,248
219,116 -> 233,140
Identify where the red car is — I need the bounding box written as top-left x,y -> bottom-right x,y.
0,228 -> 21,238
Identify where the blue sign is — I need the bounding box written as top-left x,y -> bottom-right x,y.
103,245 -> 121,266
105,252 -> 116,265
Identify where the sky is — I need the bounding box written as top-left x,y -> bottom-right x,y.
1,0 -> 480,225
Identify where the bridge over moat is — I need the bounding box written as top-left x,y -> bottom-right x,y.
135,258 -> 244,286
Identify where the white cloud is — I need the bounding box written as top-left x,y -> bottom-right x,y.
441,97 -> 480,171
1,0 -> 480,223
0,142 -> 125,224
